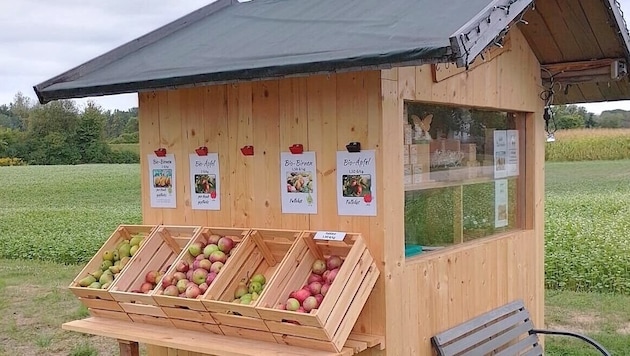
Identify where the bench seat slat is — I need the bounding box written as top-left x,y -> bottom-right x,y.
440,310 -> 533,355
494,334 -> 541,356
434,300 -> 526,344
445,319 -> 534,356
523,344 -> 544,356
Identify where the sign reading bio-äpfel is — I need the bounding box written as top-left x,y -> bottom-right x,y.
148,154 -> 176,208
189,153 -> 221,210
336,150 -> 377,216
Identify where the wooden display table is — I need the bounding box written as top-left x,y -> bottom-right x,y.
62,317 -> 384,356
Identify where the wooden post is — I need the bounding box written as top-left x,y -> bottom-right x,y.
118,339 -> 139,356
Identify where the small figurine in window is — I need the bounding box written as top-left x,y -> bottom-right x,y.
411,113 -> 433,142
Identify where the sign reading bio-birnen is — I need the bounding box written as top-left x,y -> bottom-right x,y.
148,154 -> 176,208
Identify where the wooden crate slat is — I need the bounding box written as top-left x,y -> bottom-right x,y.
87,308 -> 132,322
211,313 -> 269,332
127,313 -> 174,328
265,320 -> 330,340
331,262 -> 380,352
170,318 -> 223,335
316,238 -> 367,321
250,230 -> 278,266
161,306 -> 218,324
346,332 -> 385,349
323,248 -> 372,328
220,325 -> 277,343
78,297 -> 124,312
273,334 -> 355,355
120,302 -> 167,317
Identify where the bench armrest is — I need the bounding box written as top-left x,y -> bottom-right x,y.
531,329 -> 611,356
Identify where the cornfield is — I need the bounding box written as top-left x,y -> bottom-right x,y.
545,128 -> 630,162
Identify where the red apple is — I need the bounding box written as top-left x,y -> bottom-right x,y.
161,274 -> 175,288
185,284 -> 201,299
308,281 -> 322,295
207,234 -> 221,245
293,289 -> 311,304
325,268 -> 339,284
210,261 -> 224,274
145,270 -> 159,284
140,282 -> 153,294
302,296 -> 318,312
326,255 -> 343,270
163,285 -> 179,296
206,271 -> 217,285
209,250 -> 227,264
173,271 -> 186,281
199,259 -> 212,271
175,260 -> 189,273
198,282 -> 209,294
314,293 -> 324,305
217,237 -> 234,254
308,273 -> 323,284
321,283 -> 330,296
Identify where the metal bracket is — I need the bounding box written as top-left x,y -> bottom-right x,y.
449,0 -> 534,68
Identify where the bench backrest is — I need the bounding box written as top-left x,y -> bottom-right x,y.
431,299 -> 543,356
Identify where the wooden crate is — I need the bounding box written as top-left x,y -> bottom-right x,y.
202,229 -> 302,333
152,227 -> 251,329
69,225 -> 158,307
255,232 -> 380,353
109,225 -> 201,308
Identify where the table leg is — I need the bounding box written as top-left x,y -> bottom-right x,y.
118,339 -> 139,356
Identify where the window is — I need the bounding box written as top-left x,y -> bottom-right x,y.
403,102 -> 525,255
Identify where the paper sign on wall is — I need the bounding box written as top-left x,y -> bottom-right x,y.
336,150 -> 377,216
280,151 -> 317,214
189,153 -> 220,210
507,130 -> 519,177
493,130 -> 508,179
495,179 -> 508,228
148,154 -> 176,208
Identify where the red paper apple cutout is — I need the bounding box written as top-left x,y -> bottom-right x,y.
210,191 -> 217,199
363,194 -> 373,203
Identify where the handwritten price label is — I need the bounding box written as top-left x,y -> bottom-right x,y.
314,231 -> 346,241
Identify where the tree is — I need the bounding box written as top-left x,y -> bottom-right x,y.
75,101 -> 112,163
551,105 -> 589,129
9,92 -> 31,130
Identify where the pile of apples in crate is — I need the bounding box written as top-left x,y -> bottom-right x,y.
77,234 -> 145,289
157,234 -> 236,299
277,255 -> 343,313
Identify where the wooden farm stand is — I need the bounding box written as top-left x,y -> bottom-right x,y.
34,0 -> 630,355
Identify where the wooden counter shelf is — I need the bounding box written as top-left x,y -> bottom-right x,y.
62,317 -> 384,356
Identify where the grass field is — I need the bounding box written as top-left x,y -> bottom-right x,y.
546,128 -> 630,162
1,161 -> 630,354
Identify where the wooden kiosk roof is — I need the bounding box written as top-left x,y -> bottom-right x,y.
34,0 -> 630,106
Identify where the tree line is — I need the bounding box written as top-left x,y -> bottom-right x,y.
0,92 -> 139,165
551,104 -> 630,129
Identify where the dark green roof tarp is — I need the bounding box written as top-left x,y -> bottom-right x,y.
34,0 -> 519,103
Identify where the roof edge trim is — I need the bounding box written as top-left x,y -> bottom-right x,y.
605,0 -> 630,64
33,0 -> 236,104
449,0 -> 533,68
34,49 -> 451,104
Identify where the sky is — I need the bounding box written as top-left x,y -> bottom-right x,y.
2,0 -> 630,114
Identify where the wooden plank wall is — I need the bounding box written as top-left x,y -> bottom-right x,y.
138,71 -> 390,355
380,27 -> 547,355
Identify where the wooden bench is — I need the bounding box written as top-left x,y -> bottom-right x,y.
431,299 -> 611,356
